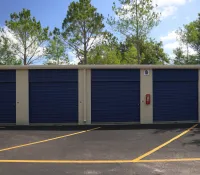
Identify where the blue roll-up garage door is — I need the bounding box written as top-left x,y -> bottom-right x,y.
0,70 -> 16,123
91,69 -> 140,123
153,69 -> 198,122
29,70 -> 78,123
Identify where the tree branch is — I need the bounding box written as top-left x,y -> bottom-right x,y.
26,37 -> 39,50
11,43 -> 24,56
27,41 -> 44,64
87,35 -> 98,51
27,57 -> 41,65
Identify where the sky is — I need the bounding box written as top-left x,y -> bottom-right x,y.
0,0 -> 200,61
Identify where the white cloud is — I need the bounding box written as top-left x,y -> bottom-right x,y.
153,0 -> 191,7
182,46 -> 197,55
88,35 -> 106,48
164,41 -> 197,59
160,30 -> 178,41
0,27 -> 17,43
47,59 -> 69,65
153,0 -> 192,19
114,0 -> 192,20
161,6 -> 178,19
164,41 -> 179,50
169,48 -> 197,60
161,29 -> 196,60
68,51 -> 79,65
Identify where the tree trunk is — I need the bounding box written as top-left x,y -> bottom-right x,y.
57,46 -> 60,65
83,21 -> 87,64
23,53 -> 27,65
23,34 -> 27,65
84,44 -> 87,64
136,0 -> 140,64
186,43 -> 189,63
57,57 -> 60,65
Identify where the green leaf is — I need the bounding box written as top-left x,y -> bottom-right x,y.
0,31 -> 21,65
175,13 -> 200,64
62,0 -> 105,64
108,0 -> 160,64
45,28 -> 69,65
5,8 -> 49,65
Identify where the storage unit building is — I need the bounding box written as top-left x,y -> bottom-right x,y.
153,69 -> 198,122
91,69 -> 140,123
29,69 -> 78,123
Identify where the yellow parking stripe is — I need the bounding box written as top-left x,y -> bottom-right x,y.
138,158 -> 200,163
133,124 -> 198,161
0,127 -> 101,152
0,160 -> 133,164
1,158 -> 200,164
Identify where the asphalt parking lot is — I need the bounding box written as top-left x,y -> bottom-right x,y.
0,124 -> 200,175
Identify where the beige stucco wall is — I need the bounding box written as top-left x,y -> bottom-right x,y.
16,70 -> 29,125
86,69 -> 91,124
78,69 -> 84,124
78,69 -> 91,124
1,65 -> 200,70
140,69 -> 153,124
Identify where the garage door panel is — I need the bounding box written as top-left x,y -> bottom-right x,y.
153,69 -> 198,81
29,70 -> 78,123
29,69 -> 77,82
92,70 -> 140,123
0,70 -> 16,123
92,69 -> 140,82
0,84 -> 16,115
30,82 -> 77,113
153,70 -> 198,122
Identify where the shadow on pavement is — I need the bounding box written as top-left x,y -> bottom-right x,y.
183,139 -> 200,146
0,123 -> 196,131
181,126 -> 200,146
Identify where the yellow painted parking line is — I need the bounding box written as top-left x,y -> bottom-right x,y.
133,124 -> 198,162
1,158 -> 200,164
0,160 -> 133,164
0,127 -> 101,153
138,158 -> 200,163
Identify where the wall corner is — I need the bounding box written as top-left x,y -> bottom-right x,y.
140,69 -> 153,124
16,70 -> 29,125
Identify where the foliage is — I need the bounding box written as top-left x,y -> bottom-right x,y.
176,28 -> 190,60
88,32 -> 121,64
175,13 -> 200,64
121,44 -> 138,64
173,47 -> 200,65
0,32 -> 21,65
0,37 -> 21,65
88,36 -> 169,65
119,37 -> 169,64
5,8 -> 49,65
45,28 -> 68,65
88,44 -> 121,64
140,39 -> 170,64
184,14 -> 200,57
62,0 -> 105,64
173,47 -> 186,65
108,0 -> 160,63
